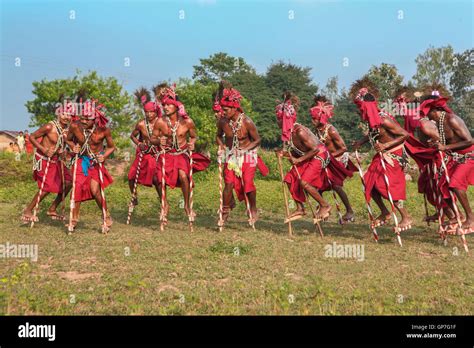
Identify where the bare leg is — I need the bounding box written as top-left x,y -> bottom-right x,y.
371,188 -> 391,226
333,185 -> 354,221
394,201 -> 413,230
301,180 -> 331,219
91,179 -> 112,227
153,176 -> 168,215
246,190 -> 258,222
48,182 -> 72,218
22,190 -> 49,221
177,169 -> 193,217
452,188 -> 474,230
285,183 -> 305,219
222,182 -> 234,222
67,201 -> 81,229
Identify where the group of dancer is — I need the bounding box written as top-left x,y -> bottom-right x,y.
20,78 -> 473,250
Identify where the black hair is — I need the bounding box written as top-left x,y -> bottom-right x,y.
313,95 -> 329,103
363,93 -> 376,102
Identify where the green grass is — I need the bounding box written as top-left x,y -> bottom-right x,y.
0,153 -> 473,315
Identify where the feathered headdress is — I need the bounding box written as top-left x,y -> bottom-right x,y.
310,101 -> 334,125
349,77 -> 380,101
220,87 -> 243,110
160,83 -> 188,118
134,87 -> 151,105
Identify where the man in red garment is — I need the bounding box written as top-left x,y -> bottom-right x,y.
311,95 -> 357,223
67,99 -> 115,231
150,84 -> 210,225
352,83 -> 413,232
275,92 -> 332,222
420,95 -> 474,233
216,87 -> 268,226
128,88 -> 161,205
21,101 -> 74,223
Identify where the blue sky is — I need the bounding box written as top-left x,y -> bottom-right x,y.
0,0 -> 472,130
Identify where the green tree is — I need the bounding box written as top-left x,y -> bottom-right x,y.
450,48 -> 474,98
192,52 -> 256,85
174,79 -> 218,152
363,63 -> 404,101
25,70 -> 134,149
413,45 -> 455,88
449,48 -> 474,132
321,76 -> 339,104
229,71 -> 277,146
175,78 -> 260,156
263,61 -> 319,146
332,90 -> 363,146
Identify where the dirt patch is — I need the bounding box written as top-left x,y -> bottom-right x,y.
106,159 -> 129,178
57,271 -> 101,282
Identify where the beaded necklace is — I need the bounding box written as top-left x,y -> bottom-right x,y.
229,113 -> 245,152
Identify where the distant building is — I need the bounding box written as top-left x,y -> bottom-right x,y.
0,131 -> 20,150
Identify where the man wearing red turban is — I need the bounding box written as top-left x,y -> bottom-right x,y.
127,89 -> 162,206
21,100 -> 75,223
398,93 -> 458,230
275,92 -> 332,222
421,95 -> 474,234
352,87 -> 413,232
311,95 -> 356,223
149,84 -> 210,225
216,87 -> 269,228
66,98 -> 115,232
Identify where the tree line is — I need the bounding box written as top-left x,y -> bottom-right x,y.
26,46 -> 473,151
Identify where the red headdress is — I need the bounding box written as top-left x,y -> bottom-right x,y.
135,87 -> 161,117
160,84 -> 188,118
81,99 -> 109,128
143,101 -> 160,114
353,88 -> 383,129
275,99 -> 297,142
220,88 -> 243,110
419,96 -> 452,117
310,101 -> 334,125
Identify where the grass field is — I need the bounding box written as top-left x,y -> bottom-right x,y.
0,152 -> 473,315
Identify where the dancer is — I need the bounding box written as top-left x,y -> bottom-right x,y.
66,99 -> 115,232
21,100 -> 74,224
351,79 -> 412,237
311,95 -> 357,223
216,86 -> 268,228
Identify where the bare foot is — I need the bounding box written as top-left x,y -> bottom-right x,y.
285,209 -> 305,223
249,209 -> 259,224
461,217 -> 474,234
395,216 -> 413,232
220,207 -> 231,225
105,213 -> 113,228
371,213 -> 391,228
185,206 -> 196,219
315,205 -> 332,222
65,219 -> 78,230
132,197 -> 138,206
342,211 -> 355,223
21,210 -> 38,223
47,209 -> 65,221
